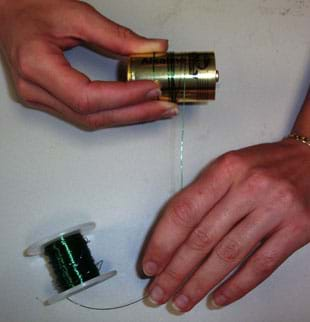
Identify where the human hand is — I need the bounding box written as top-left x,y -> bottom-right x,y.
142,139 -> 310,312
0,0 -> 177,129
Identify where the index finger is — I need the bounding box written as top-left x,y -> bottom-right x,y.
142,158 -> 233,277
18,42 -> 161,114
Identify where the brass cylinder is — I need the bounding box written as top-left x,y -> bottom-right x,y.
127,52 -> 219,103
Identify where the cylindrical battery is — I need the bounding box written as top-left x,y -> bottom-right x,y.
127,52 -> 219,103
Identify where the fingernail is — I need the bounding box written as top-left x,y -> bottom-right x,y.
161,104 -> 179,118
139,39 -> 168,53
173,295 -> 190,311
162,108 -> 179,118
143,261 -> 158,276
149,38 -> 169,48
208,294 -> 224,310
149,286 -> 164,304
145,88 -> 162,100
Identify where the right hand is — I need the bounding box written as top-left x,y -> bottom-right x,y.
0,0 -> 178,130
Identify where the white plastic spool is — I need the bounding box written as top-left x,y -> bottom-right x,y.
25,222 -> 117,305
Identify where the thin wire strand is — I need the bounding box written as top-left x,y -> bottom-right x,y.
67,295 -> 147,311
180,63 -> 186,190
67,55 -> 187,311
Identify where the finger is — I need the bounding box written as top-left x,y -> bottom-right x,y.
171,209 -> 283,312
26,101 -> 65,121
146,184 -> 258,304
16,78 -> 178,129
210,223 -> 309,308
16,77 -> 66,118
17,78 -> 90,125
146,168 -> 284,301
142,155 -> 236,278
74,100 -> 178,130
18,42 -> 162,114
71,2 -> 168,55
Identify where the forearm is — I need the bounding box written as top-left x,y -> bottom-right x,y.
292,87 -> 310,136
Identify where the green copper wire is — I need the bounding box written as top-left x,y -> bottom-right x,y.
44,233 -> 100,292
180,57 -> 187,190
66,53 -> 188,311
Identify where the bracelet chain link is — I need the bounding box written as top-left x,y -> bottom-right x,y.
288,133 -> 310,147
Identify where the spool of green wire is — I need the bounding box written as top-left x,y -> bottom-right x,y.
44,233 -> 100,292
25,222 -> 117,305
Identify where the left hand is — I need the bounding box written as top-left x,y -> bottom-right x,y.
142,139 -> 310,312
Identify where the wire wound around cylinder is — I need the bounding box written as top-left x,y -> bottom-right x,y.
44,233 -> 100,292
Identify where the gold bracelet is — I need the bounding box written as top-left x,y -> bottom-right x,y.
288,133 -> 310,147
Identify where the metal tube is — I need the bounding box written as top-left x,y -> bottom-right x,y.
128,52 -> 219,103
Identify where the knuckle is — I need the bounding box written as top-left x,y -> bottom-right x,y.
16,48 -> 33,79
215,237 -> 242,263
187,283 -> 207,302
71,2 -> 97,36
229,283 -> 247,298
245,169 -> 302,209
162,267 -> 184,283
115,25 -> 134,41
187,228 -> 214,252
78,1 -> 95,11
73,90 -> 93,114
148,240 -> 167,260
217,151 -> 247,178
218,283 -> 247,303
15,79 -> 37,106
15,79 -> 28,100
169,198 -> 198,229
81,115 -> 101,131
252,253 -> 277,277
15,41 -> 43,79
275,181 -> 300,208
246,169 -> 274,193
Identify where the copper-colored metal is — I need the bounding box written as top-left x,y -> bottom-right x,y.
128,52 -> 219,103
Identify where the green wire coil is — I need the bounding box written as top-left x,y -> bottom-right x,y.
44,233 -> 100,292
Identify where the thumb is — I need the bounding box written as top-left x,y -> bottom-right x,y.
71,2 -> 168,55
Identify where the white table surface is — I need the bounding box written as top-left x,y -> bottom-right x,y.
0,1 -> 309,321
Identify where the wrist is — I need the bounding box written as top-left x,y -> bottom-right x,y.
287,133 -> 310,146
283,135 -> 310,158
291,126 -> 310,139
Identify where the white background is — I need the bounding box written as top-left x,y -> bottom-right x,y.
0,1 -> 309,321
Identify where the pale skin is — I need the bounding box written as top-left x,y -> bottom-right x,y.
0,0 -> 178,130
143,90 -> 310,311
1,0 -> 309,313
